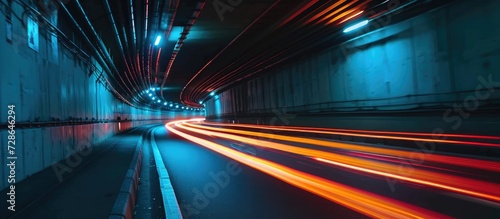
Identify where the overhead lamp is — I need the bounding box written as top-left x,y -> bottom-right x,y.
146,90 -> 150,93
343,20 -> 369,33
210,91 -> 215,96
199,101 -> 203,104
164,102 -> 167,105
154,35 -> 161,45
152,97 -> 156,100
170,104 -> 173,107
182,107 -> 185,109
176,105 -> 179,108
157,100 -> 161,103
148,93 -> 152,97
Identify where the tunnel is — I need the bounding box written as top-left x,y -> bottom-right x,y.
1,0 -> 499,218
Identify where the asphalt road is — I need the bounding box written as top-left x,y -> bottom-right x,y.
154,127 -> 367,219
154,125 -> 500,219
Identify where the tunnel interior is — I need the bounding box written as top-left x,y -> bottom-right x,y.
0,0 -> 499,218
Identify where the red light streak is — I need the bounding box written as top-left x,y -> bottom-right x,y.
188,122 -> 500,172
173,120 -> 500,203
165,119 -> 451,219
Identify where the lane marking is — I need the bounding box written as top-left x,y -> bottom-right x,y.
151,127 -> 183,219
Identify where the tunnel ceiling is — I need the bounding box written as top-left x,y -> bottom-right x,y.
61,0 -> 449,109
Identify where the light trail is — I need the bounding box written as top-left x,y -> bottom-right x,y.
186,122 -> 500,172
175,121 -> 500,203
165,119 -> 451,219
203,122 -> 500,146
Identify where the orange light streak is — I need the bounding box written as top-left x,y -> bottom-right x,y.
187,122 -> 500,172
277,0 -> 319,28
315,1 -> 360,25
176,122 -> 500,203
338,10 -> 364,24
305,0 -> 349,25
204,122 -> 500,141
202,122 -> 500,147
165,119 -> 450,219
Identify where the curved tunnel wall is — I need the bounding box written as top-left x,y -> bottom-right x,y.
0,1 -> 199,190
205,0 -> 500,118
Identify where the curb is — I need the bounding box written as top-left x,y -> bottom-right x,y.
108,130 -> 145,219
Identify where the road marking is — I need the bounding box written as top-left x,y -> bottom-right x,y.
151,127 -> 183,219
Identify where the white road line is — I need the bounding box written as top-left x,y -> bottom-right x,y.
151,127 -> 183,219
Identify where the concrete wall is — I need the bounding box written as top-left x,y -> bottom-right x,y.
0,1 -> 200,189
0,0 -> 163,122
206,0 -> 500,117
0,120 -> 159,190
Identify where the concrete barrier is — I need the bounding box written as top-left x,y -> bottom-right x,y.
108,130 -> 146,219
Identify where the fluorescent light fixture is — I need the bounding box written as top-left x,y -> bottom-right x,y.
154,35 -> 161,45
210,91 -> 215,96
150,88 -> 155,91
343,20 -> 369,33
156,88 -> 160,90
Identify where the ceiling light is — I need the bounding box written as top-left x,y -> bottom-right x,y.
154,35 -> 161,45
343,20 -> 369,33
